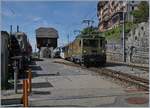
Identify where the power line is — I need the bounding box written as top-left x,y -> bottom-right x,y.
82,19 -> 94,27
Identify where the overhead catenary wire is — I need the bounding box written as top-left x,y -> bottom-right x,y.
65,2 -> 98,38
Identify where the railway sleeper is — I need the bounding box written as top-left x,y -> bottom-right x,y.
58,61 -> 149,91
100,69 -> 149,84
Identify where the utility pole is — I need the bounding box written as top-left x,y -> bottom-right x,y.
122,11 -> 125,62
10,25 -> 13,35
67,34 -> 69,44
61,37 -> 64,46
35,44 -> 36,53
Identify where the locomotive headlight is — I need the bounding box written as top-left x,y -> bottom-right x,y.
102,50 -> 105,53
83,50 -> 87,53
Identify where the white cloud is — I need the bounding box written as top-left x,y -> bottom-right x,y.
33,17 -> 42,21
36,19 -> 49,27
42,20 -> 48,26
22,16 -> 42,27
1,7 -> 23,17
1,10 -> 16,17
26,15 -> 42,22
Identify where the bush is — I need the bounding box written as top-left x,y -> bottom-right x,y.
102,26 -> 121,41
131,1 -> 149,23
102,22 -> 137,42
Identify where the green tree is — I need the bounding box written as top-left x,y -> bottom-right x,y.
79,26 -> 101,36
131,1 -> 149,23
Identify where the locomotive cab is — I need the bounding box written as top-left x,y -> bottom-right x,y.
64,35 -> 106,67
81,37 -> 106,66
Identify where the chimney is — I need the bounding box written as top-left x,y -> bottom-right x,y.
10,25 -> 12,34
17,25 -> 19,32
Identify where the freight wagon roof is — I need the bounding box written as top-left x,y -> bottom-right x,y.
36,27 -> 59,38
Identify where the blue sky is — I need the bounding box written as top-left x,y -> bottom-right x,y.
2,1 -> 99,52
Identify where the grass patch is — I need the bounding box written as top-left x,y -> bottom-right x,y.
102,22 -> 137,42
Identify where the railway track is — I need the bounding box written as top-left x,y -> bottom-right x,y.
54,60 -> 149,91
89,68 -> 149,91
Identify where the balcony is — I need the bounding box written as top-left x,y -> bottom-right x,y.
103,9 -> 109,17
104,15 -> 110,21
97,1 -> 108,9
103,3 -> 109,11
111,1 -> 115,6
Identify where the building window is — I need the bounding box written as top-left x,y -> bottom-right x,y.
132,6 -> 134,10
132,1 -> 134,3
79,40 -> 81,47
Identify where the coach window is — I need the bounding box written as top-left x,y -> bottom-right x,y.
79,40 -> 81,47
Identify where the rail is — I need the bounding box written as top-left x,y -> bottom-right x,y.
90,68 -> 149,91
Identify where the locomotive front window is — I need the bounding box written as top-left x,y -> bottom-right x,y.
100,39 -> 103,47
79,40 -> 81,47
100,38 -> 106,48
83,39 -> 98,47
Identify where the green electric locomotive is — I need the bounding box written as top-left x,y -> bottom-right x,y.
64,34 -> 106,67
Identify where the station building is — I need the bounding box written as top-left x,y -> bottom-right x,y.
36,27 -> 59,58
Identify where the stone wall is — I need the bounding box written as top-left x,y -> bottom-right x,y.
106,43 -> 123,62
125,22 -> 149,64
106,22 -> 149,65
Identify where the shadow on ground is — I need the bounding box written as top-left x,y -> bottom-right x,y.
105,62 -> 126,67
30,105 -> 83,107
32,58 -> 44,61
17,82 -> 53,89
31,71 -> 59,78
29,61 -> 37,65
32,91 -> 51,95
7,82 -> 53,90
1,98 -> 21,105
30,65 -> 42,71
